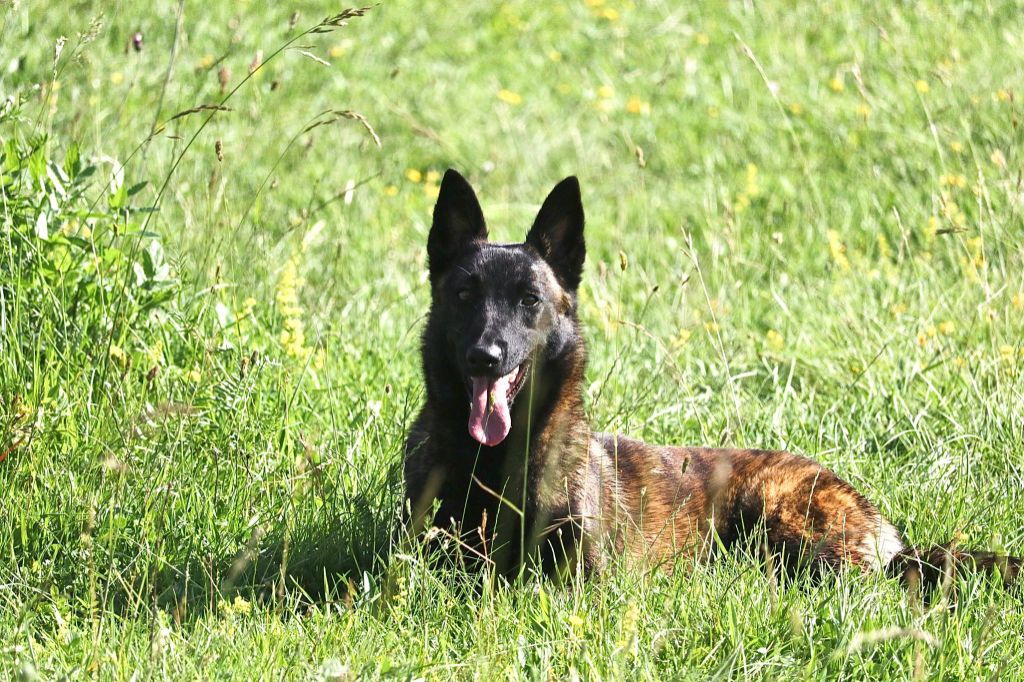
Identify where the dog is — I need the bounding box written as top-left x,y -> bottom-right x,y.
403,169 -> 1021,589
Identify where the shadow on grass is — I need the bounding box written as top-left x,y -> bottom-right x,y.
249,493 -> 397,603
134,484 -> 401,620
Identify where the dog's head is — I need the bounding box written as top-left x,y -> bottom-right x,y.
424,169 -> 585,447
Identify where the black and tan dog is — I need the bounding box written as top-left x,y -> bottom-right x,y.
404,169 -> 1020,588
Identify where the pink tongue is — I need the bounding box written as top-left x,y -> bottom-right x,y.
468,370 -> 516,446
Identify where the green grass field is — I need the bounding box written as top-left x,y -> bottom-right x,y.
2,1 -> 1023,678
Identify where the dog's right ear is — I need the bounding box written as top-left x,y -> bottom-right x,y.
427,169 -> 487,282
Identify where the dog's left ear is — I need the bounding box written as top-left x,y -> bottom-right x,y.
525,176 -> 585,291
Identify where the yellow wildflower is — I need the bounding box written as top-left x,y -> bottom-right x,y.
404,168 -> 422,183
497,89 -> 522,105
186,369 -> 202,383
828,77 -> 844,93
707,105 -> 719,118
876,234 -> 891,258
548,49 -> 562,62
425,170 -> 441,184
239,297 -> 257,320
990,149 -> 1007,169
940,173 -> 967,189
733,163 -> 760,212
745,163 -> 760,197
198,54 -> 214,69
938,321 -> 955,336
914,79 -> 929,94
625,96 -> 650,115
217,595 -> 253,617
333,41 -> 358,58
827,230 -> 851,272
855,103 -> 872,119
145,341 -> 164,367
109,343 -> 128,367
600,8 -> 620,21
232,595 -> 251,615
1012,294 -> 1024,311
110,72 -> 124,85
383,184 -> 398,197
766,329 -> 784,352
995,89 -> 1011,102
941,195 -> 966,226
597,85 -> 615,99
949,141 -> 964,153
788,102 -> 803,115
696,33 -> 710,46
277,253 -> 311,362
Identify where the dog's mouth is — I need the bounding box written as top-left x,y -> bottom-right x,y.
466,363 -> 529,447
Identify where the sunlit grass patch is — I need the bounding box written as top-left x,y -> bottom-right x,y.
1,0 -> 1022,678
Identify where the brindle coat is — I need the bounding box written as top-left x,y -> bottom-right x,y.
404,170 -> 1020,588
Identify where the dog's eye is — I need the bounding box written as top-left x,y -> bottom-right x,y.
521,294 -> 540,307
457,288 -> 473,301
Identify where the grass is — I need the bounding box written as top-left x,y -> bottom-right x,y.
1,0 -> 1022,678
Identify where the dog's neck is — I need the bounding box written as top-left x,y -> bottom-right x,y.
503,344 -> 588,462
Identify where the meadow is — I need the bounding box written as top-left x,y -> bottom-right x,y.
1,0 -> 1022,678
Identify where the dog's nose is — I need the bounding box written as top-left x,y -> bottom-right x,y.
466,344 -> 502,373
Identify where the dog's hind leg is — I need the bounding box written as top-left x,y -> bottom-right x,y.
698,449 -> 905,573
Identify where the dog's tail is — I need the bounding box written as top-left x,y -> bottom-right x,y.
887,545 -> 1022,594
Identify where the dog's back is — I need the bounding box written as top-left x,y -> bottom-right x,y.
588,435 -> 902,572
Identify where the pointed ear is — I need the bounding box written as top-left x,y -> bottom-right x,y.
525,176 -> 585,291
428,169 -> 487,282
